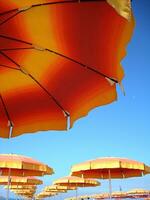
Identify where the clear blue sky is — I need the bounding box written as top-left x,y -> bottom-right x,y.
0,0 -> 150,199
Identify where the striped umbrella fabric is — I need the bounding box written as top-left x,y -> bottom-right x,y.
0,0 -> 134,138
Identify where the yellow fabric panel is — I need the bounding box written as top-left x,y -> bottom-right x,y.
107,0 -> 131,20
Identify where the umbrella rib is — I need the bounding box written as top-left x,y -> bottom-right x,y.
0,94 -> 13,138
0,50 -> 20,68
0,8 -> 18,16
0,34 -> 32,45
0,47 -> 34,51
0,64 -> 20,70
0,11 -> 21,26
0,0 -> 105,26
45,48 -> 118,83
0,51 -> 70,120
0,0 -> 105,16
0,36 -> 118,83
0,94 -> 12,124
28,73 -> 70,118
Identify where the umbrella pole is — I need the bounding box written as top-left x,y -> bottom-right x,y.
108,169 -> 112,199
76,185 -> 78,200
7,168 -> 11,200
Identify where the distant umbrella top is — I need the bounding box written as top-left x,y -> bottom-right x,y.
53,176 -> 100,187
0,0 -> 135,138
0,154 -> 54,176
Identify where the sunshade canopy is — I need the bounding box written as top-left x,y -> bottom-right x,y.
5,185 -> 37,189
112,191 -> 127,198
53,176 -> 100,187
127,188 -> 150,194
71,157 -> 150,179
36,191 -> 57,198
0,176 -> 43,185
44,185 -> 76,191
0,0 -> 134,138
0,154 -> 54,176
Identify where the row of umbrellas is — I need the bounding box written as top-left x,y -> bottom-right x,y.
35,157 -> 150,200
65,189 -> 150,200
36,176 -> 100,199
1,154 -> 150,199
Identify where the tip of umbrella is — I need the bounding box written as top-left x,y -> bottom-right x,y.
119,82 -> 126,96
8,121 -> 14,139
62,110 -> 71,131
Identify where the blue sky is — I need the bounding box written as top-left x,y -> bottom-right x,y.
0,0 -> 150,199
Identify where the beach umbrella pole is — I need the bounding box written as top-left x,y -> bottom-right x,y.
76,187 -> 78,200
6,168 -> 11,200
108,169 -> 112,199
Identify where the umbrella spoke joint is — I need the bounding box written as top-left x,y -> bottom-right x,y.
18,6 -> 32,12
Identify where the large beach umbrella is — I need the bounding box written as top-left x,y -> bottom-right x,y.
71,157 -> 150,199
0,154 -> 54,176
54,176 -> 100,199
0,0 -> 134,138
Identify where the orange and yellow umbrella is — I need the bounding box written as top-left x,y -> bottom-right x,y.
0,0 -> 135,138
0,154 -> 54,176
10,188 -> 36,192
71,157 -> 150,199
44,185 -> 77,192
53,176 -> 100,187
35,191 -> 57,198
0,176 -> 43,185
5,185 -> 37,190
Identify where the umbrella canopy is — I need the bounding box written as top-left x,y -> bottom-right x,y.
71,157 -> 150,178
0,154 -> 54,176
10,187 -> 36,193
36,191 -> 57,198
127,188 -> 150,194
0,0 -> 135,138
53,176 -> 100,187
44,185 -> 77,191
127,188 -> 150,198
12,190 -> 35,195
0,176 -> 43,185
4,185 -> 37,190
112,191 -> 128,198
